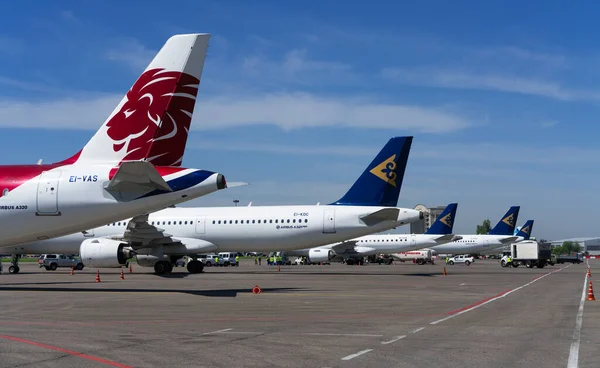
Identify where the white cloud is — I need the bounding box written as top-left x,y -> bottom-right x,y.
106,38 -> 156,71
0,92 -> 470,133
381,68 -> 600,101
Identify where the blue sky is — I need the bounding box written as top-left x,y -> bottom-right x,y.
0,1 -> 597,240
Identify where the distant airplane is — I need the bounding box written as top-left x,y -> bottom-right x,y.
9,137 -> 423,275
286,203 -> 460,265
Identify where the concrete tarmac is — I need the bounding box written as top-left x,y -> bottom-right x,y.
0,259 -> 597,368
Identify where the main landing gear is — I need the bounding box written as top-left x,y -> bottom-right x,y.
186,260 -> 204,274
8,254 -> 20,274
153,260 -> 173,275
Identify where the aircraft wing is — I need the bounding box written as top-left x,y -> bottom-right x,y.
329,241 -> 359,254
102,214 -> 174,249
434,234 -> 461,244
499,236 -> 519,244
360,208 -> 400,226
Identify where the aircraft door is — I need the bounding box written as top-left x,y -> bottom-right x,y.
36,171 -> 62,215
323,209 -> 336,234
195,217 -> 206,234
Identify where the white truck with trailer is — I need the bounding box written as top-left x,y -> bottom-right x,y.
391,250 -> 435,265
500,240 -> 553,268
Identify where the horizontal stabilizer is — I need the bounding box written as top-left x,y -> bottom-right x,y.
226,181 -> 249,188
360,208 -> 400,226
105,162 -> 172,201
499,236 -> 519,244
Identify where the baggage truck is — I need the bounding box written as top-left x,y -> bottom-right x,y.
391,250 -> 435,265
500,240 -> 552,268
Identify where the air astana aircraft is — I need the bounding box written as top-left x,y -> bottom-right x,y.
286,203 -> 460,265
0,34 -> 240,273
10,137 -> 423,275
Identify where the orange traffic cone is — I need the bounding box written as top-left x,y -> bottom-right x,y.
588,281 -> 595,301
120,269 -> 125,280
443,267 -> 447,276
587,268 -> 592,278
70,266 -> 74,276
95,270 -> 101,283
129,264 -> 133,273
252,285 -> 262,294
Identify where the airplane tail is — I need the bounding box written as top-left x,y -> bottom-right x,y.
331,136 -> 412,207
58,33 -> 211,166
515,220 -> 534,240
488,206 -> 520,235
425,203 -> 458,235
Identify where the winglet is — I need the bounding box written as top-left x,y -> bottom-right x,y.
331,137 -> 412,207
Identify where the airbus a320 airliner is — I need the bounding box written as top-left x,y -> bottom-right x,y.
0,34 -> 240,273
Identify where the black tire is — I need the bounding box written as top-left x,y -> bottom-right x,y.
154,261 -> 169,275
8,265 -> 19,274
44,266 -> 50,271
49,263 -> 58,271
76,263 -> 84,271
512,262 -> 519,268
346,259 -> 355,266
449,261 -> 455,265
465,260 -> 471,266
187,260 -> 204,274
205,262 -> 212,267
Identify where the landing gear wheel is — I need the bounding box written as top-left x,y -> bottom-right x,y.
8,265 -> 19,274
76,263 -> 84,271
187,260 -> 204,274
154,261 -> 171,275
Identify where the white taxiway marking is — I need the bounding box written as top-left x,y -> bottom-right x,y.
459,283 -> 466,286
567,272 -> 589,368
305,333 -> 383,337
202,328 -> 232,335
381,335 -> 406,345
430,265 -> 569,325
412,327 -> 425,333
341,349 -> 373,361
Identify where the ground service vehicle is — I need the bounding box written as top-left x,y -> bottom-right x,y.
447,255 -> 474,265
556,253 -> 584,264
391,250 -> 435,265
500,240 -> 552,268
39,254 -> 84,271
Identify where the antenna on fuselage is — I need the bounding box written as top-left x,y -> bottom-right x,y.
37,159 -> 43,165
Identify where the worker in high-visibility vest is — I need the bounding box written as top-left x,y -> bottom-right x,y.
235,255 -> 240,266
215,256 -> 219,266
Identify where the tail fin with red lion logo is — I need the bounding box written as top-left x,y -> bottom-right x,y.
57,33 -> 210,166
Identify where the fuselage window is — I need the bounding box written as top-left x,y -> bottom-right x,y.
253,220 -> 256,224
275,220 -> 278,224
305,219 -> 308,223
286,219 -> 290,223
229,220 -> 232,224
270,220 -> 273,223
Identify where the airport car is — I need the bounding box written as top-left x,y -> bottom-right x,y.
447,255 -> 474,266
39,254 -> 84,271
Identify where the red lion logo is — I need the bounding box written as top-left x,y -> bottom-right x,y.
105,68 -> 200,165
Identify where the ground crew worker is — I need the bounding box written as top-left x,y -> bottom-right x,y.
258,257 -> 262,265
445,256 -> 449,264
215,256 -> 219,266
507,255 -> 512,265
235,255 -> 240,266
255,258 -> 258,265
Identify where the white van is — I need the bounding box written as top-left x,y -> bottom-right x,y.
218,252 -> 239,267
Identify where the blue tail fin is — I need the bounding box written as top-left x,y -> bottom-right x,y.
488,206 -> 520,235
515,220 -> 534,240
425,203 -> 458,235
331,137 -> 412,207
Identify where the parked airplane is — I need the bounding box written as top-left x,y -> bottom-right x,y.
0,34 -> 237,273
286,203 -> 460,265
479,220 -> 535,256
10,137 -> 423,274
414,206 -> 522,255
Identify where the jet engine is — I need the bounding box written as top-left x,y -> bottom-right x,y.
308,248 -> 335,263
79,238 -> 132,268
136,255 -> 162,267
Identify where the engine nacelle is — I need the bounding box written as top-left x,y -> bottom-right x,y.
80,238 -> 131,268
308,248 -> 335,263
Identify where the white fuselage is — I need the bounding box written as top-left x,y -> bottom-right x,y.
0,165 -> 222,248
286,233 -> 453,259
425,235 -> 524,255
7,206 -> 422,255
